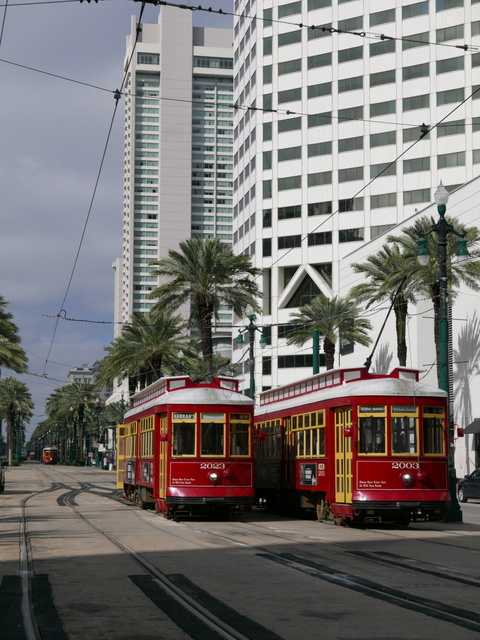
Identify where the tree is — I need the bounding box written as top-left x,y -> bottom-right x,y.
149,237 -> 262,381
286,295 -> 372,370
45,382 -> 98,463
97,307 -> 189,396
350,245 -> 418,367
0,296 -> 28,373
388,216 -> 480,385
0,377 -> 33,465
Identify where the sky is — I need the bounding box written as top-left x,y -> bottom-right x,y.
0,0 -> 233,440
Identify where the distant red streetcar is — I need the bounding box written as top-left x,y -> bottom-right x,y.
117,376 -> 255,517
254,366 -> 450,525
42,446 -> 58,465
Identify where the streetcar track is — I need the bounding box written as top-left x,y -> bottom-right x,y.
22,467 -> 286,640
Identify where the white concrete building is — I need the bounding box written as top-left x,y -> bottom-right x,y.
231,0 -> 480,473
118,6 -> 234,352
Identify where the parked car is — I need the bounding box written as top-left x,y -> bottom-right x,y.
0,460 -> 4,493
457,469 -> 480,502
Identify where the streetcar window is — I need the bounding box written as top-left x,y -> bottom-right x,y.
423,410 -> 444,454
201,421 -> 225,455
359,417 -> 385,454
229,421 -> 249,456
392,416 -> 417,454
172,422 -> 195,455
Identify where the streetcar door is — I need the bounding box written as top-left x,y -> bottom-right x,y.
158,414 -> 168,499
334,408 -> 353,504
115,425 -> 127,489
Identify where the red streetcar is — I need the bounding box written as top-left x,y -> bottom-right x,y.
42,446 -> 58,465
116,375 -> 255,517
254,366 -> 450,525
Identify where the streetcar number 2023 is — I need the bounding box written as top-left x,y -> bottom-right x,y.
391,462 -> 419,469
200,463 -> 225,470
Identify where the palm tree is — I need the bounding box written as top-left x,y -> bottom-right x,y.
149,237 -> 262,381
350,245 -> 418,367
97,307 -> 189,396
0,377 -> 33,465
0,296 -> 28,373
46,382 -> 98,464
286,295 -> 372,370
388,216 -> 480,385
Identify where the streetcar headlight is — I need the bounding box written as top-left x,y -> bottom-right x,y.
209,472 -> 219,483
401,473 -> 414,486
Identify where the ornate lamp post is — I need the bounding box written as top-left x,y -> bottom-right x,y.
237,308 -> 266,401
416,182 -> 469,523
92,399 -> 103,467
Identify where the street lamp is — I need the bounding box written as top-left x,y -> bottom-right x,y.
416,181 -> 469,523
177,350 -> 184,374
92,399 -> 103,467
237,308 -> 267,401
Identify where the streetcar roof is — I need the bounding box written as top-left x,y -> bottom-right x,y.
255,369 -> 446,418
124,378 -> 254,420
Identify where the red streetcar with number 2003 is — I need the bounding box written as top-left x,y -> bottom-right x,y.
254,366 -> 451,526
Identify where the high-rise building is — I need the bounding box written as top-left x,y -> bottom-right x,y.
118,6 -> 234,352
232,0 -> 480,395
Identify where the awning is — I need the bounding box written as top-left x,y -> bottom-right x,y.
464,419 -> 480,434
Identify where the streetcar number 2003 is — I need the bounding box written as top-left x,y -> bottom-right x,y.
200,463 -> 225,470
391,462 -> 419,469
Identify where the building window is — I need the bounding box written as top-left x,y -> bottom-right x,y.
308,141 -> 332,156
338,16 -> 363,31
338,136 -> 363,152
402,2 -> 428,19
437,151 -> 465,168
263,64 -> 272,84
278,1 -> 302,17
308,201 -> 332,216
308,52 -> 332,69
370,70 -> 395,86
278,31 -> 302,47
370,40 -> 395,56
403,63 -> 429,81
278,88 -> 302,103
308,112 -> 332,127
308,0 -> 331,8
371,224 -> 396,238
370,162 -> 396,178
307,171 -> 332,186
473,149 -> 480,164
404,157 -> 430,173
278,117 -> 302,132
263,36 -> 272,55
339,166 -> 363,182
436,58 -> 464,74
339,197 -> 364,212
338,106 -> 363,122
279,205 -> 301,220
437,120 -> 465,136
370,9 -> 395,26
279,235 -> 302,249
307,82 -> 332,98
137,52 -> 160,64
279,59 -> 302,75
402,31 -> 429,50
278,176 -> 302,190
370,131 -> 396,147
338,76 -> 363,92
263,238 -> 272,257
263,180 -> 272,199
263,209 -> 272,228
308,232 -> 332,246
278,146 -> 302,162
339,228 -> 364,242
436,24 -> 464,42
371,193 -> 396,208
370,100 -> 396,117
403,189 -> 430,205
403,94 -> 429,111
437,88 -> 464,105
263,121 -> 272,141
338,46 -> 363,63
436,0 -> 464,10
